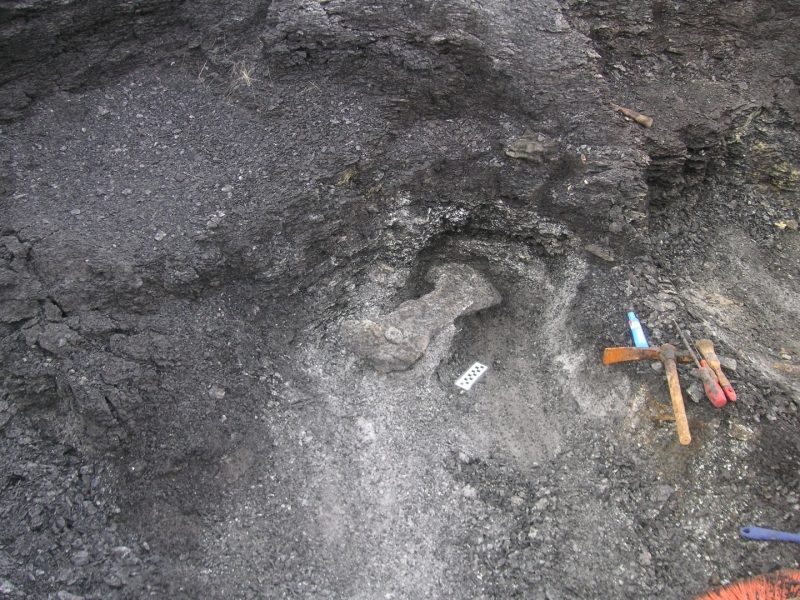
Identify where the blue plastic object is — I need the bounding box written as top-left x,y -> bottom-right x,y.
740,526 -> 800,544
627,312 -> 649,348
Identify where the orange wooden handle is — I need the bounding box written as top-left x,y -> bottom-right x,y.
707,356 -> 731,388
603,347 -> 694,365
661,345 -> 691,445
696,340 -> 730,386
603,347 -> 660,364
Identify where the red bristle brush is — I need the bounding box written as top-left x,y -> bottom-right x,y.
694,570 -> 800,600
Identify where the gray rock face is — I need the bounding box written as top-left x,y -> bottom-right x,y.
0,0 -> 267,121
343,264 -> 500,372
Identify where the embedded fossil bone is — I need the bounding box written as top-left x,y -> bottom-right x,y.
342,264 -> 501,372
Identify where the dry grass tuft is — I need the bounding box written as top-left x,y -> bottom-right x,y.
231,60 -> 254,88
226,60 -> 259,102
197,61 -> 209,84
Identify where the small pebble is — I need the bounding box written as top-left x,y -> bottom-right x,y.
639,550 -> 652,566
687,381 -> 704,404
384,326 -> 403,344
729,422 -> 755,441
71,550 -> 89,566
103,574 -> 125,589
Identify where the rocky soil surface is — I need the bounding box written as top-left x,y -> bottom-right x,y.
1,1 -> 800,598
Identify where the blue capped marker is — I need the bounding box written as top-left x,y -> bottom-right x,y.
627,312 -> 649,348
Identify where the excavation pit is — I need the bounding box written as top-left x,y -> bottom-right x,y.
2,1 -> 800,598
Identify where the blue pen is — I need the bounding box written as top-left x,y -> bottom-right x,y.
628,312 -> 649,348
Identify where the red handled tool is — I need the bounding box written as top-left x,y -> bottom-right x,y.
673,321 -> 727,408
695,338 -> 736,402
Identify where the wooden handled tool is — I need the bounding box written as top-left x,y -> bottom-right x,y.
695,339 -> 736,402
603,347 -> 694,365
603,344 -> 692,444
660,344 -> 692,445
673,321 -> 727,408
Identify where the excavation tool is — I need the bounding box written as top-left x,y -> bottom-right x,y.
603,344 -> 692,445
740,526 -> 800,545
695,338 -> 736,402
672,321 -> 727,408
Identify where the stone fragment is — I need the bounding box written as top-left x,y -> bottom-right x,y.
43,299 -> 64,321
342,264 -> 501,372
103,574 -> 124,588
77,311 -> 118,334
384,326 -> 403,344
99,356 -> 142,386
651,485 -> 674,504
37,322 -> 81,354
0,298 -> 39,323
504,133 -> 553,162
206,211 -> 225,229
728,421 -> 755,441
719,356 -> 737,373
0,236 -> 45,322
209,385 -> 226,399
70,382 -> 117,432
687,380 -> 704,404
585,244 -> 614,262
356,417 -> 376,443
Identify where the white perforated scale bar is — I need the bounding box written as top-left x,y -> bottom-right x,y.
455,362 -> 488,391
